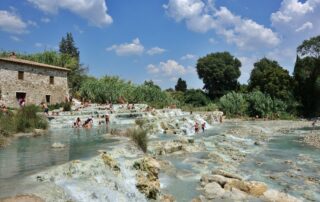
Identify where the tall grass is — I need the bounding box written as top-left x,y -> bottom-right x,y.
0,105 -> 48,135
127,128 -> 148,153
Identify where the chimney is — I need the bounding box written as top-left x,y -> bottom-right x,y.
9,52 -> 16,59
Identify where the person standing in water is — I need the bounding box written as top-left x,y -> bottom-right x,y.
105,113 -> 110,126
201,122 -> 206,133
194,122 -> 199,134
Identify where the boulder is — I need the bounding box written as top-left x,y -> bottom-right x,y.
203,182 -> 225,199
211,169 -> 243,180
224,180 -> 268,196
262,189 -> 302,202
0,194 -> 44,202
160,194 -> 176,202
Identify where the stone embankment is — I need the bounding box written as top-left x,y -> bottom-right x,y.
195,169 -> 302,202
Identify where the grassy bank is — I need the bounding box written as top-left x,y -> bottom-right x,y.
0,105 -> 48,147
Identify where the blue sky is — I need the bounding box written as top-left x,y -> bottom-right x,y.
0,0 -> 319,89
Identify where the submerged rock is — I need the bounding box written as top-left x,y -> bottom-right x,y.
101,153 -> 120,172
33,129 -> 47,137
51,142 -> 65,148
0,194 -> 45,202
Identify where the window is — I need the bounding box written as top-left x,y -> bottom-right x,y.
18,71 -> 24,80
49,76 -> 54,84
46,95 -> 51,103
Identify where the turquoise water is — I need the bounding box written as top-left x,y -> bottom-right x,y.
0,126 -> 124,195
0,120 -> 319,201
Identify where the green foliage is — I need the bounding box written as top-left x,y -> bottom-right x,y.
0,105 -> 48,136
79,76 -> 175,108
15,105 -> 48,132
48,102 -> 71,111
184,89 -> 210,107
135,118 -> 147,128
219,92 -> 247,117
248,58 -> 294,101
128,128 -> 148,153
175,78 -> 187,92
294,35 -> 320,117
59,32 -> 79,59
247,91 -> 287,119
297,35 -> 320,59
196,52 -> 241,99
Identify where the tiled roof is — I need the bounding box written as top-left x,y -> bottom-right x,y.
0,57 -> 70,72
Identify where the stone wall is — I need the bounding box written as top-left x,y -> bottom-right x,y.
0,61 -> 69,108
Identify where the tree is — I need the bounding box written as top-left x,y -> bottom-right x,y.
294,35 -> 320,116
59,33 -> 79,59
248,58 -> 293,101
59,33 -> 86,95
196,52 -> 241,99
184,89 -> 209,107
175,78 -> 187,92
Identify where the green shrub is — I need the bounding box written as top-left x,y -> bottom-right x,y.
135,119 -> 146,128
184,89 -> 210,107
15,105 -> 48,132
219,92 -> 248,117
127,128 -> 148,153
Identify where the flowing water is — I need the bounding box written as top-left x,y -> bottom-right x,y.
0,117 -> 319,201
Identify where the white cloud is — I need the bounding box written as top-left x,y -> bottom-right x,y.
0,10 -> 27,34
271,0 -> 320,34
10,36 -> 21,42
147,47 -> 166,55
74,25 -> 84,34
160,60 -> 187,76
28,0 -> 113,27
164,0 -> 280,49
27,20 -> 37,27
35,42 -> 43,47
41,17 -> 50,23
147,64 -> 160,74
181,53 -> 197,60
106,38 -> 144,56
147,59 -> 194,77
237,56 -> 258,84
296,21 -> 313,32
208,37 -> 216,44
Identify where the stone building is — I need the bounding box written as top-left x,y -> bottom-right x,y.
0,56 -> 70,108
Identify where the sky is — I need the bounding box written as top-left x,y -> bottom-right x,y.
0,0 -> 319,89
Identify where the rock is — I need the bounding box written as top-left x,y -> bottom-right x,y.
0,194 -> 44,202
224,180 -> 268,196
134,157 -> 161,199
208,152 -> 225,164
33,129 -> 46,136
262,189 -> 302,202
136,171 -> 160,199
160,194 -> 176,202
222,187 -> 248,200
164,129 -> 175,135
163,142 -> 184,154
101,153 -> 120,172
51,142 -> 66,148
203,182 -> 225,199
254,141 -> 261,145
211,169 -> 243,180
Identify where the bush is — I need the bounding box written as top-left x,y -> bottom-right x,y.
135,118 -> 146,128
48,102 -> 71,111
15,105 -> 48,132
127,128 -> 148,153
247,91 -> 288,119
219,92 -> 248,117
184,89 -> 210,107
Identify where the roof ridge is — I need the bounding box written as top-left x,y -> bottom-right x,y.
0,57 -> 70,72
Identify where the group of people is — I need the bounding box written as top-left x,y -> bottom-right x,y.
72,113 -> 111,129
194,122 -> 206,134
